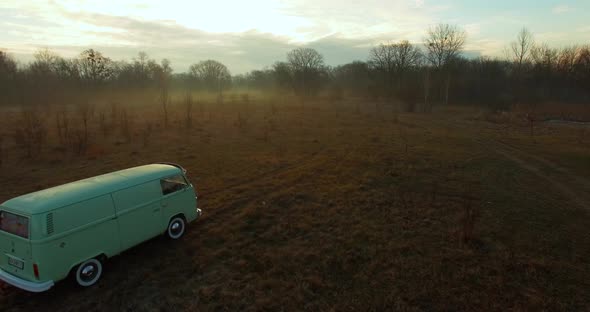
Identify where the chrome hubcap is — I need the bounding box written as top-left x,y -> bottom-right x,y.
170,221 -> 183,236
81,264 -> 96,281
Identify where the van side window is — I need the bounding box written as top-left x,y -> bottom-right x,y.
160,174 -> 188,195
0,211 -> 29,239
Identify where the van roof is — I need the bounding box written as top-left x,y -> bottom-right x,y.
1,164 -> 182,215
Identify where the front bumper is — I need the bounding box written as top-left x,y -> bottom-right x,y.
0,268 -> 54,292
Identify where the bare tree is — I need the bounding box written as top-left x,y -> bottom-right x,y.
424,24 -> 467,105
151,58 -> 173,128
287,48 -> 325,99
189,60 -> 231,95
531,43 -> 559,99
531,43 -> 559,70
508,28 -> 534,103
369,40 -> 422,97
135,52 -> 149,72
160,59 -> 173,77
369,43 -> 396,97
557,46 -> 579,74
0,51 -> 17,104
31,48 -> 60,74
333,61 -> 370,98
0,51 -> 17,74
78,49 -> 112,85
425,24 -> 466,68
29,48 -> 63,102
272,61 -> 293,92
510,27 -> 534,71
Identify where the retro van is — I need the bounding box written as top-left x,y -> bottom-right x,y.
0,163 -> 201,292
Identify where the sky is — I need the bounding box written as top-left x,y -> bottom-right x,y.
1,0 -> 589,74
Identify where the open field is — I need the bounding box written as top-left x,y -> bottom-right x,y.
1,95 -> 589,311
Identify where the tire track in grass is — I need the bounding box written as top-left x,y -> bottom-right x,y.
194,136 -> 369,235
476,138 -> 590,210
496,139 -> 590,192
194,146 -> 334,230
199,144 -> 327,199
438,114 -> 590,210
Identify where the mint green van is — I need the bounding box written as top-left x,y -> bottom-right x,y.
0,163 -> 201,292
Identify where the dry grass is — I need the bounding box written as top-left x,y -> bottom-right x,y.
0,93 -> 589,311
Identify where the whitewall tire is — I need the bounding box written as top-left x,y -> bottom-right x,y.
167,217 -> 186,239
75,258 -> 103,287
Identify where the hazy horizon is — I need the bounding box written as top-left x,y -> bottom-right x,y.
2,0 -> 589,74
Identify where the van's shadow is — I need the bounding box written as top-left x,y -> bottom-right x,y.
1,228 -> 203,311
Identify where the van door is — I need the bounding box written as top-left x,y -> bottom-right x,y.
0,210 -> 34,281
160,174 -> 197,222
112,181 -> 163,251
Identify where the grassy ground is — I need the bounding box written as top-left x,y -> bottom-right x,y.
0,95 -> 589,311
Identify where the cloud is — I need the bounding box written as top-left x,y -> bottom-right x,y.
552,5 -> 571,14
5,0 -> 581,74
2,0 -> 453,73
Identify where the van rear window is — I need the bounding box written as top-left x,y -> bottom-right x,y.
0,211 -> 29,239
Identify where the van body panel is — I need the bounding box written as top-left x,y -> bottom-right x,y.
0,164 -> 200,292
161,184 -> 198,224
0,231 -> 34,282
30,194 -> 119,282
112,181 -> 164,251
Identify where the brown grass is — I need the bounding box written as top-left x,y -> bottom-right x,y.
0,93 -> 589,311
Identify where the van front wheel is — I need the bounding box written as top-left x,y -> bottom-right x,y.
75,258 -> 103,287
167,217 -> 186,239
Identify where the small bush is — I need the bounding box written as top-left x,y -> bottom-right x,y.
110,101 -> 119,122
77,102 -> 94,144
14,108 -> 47,158
459,196 -> 479,247
142,122 -> 153,147
99,111 -> 110,137
184,93 -> 194,129
55,110 -> 70,145
0,135 -> 3,167
71,126 -> 88,155
240,93 -> 249,105
235,112 -> 247,129
120,108 -> 133,143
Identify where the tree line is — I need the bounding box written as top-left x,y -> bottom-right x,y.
1,24 -> 589,111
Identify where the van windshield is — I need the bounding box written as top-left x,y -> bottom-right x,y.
160,174 -> 188,195
0,210 -> 29,239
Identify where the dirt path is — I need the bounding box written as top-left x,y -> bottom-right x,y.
478,138 -> 590,210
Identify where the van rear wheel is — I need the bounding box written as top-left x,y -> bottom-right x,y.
167,217 -> 186,239
75,258 -> 103,287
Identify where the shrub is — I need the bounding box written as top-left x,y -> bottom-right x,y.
120,108 -> 133,143
184,93 -> 194,129
55,109 -> 70,145
14,108 -> 46,158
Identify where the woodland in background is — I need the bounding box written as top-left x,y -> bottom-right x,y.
1,25 -> 589,114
